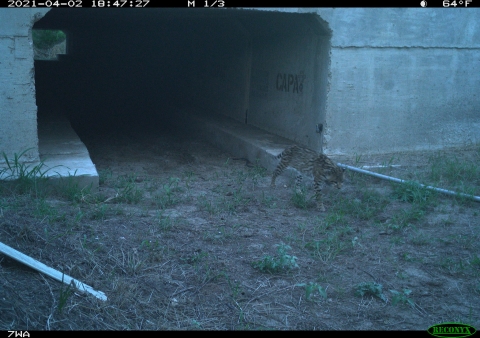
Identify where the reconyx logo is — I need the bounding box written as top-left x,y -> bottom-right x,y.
428,322 -> 477,338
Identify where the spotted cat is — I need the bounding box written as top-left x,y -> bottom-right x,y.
271,145 -> 345,211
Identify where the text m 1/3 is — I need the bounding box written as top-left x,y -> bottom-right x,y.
187,0 -> 225,7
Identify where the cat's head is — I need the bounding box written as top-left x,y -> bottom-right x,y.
327,167 -> 345,189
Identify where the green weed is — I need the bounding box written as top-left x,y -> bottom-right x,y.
88,204 -> 109,221
198,195 -> 217,215
439,257 -> 468,274
98,168 -> 113,185
334,190 -> 387,221
57,173 -> 95,203
252,243 -> 299,273
125,249 -> 143,276
387,206 -> 425,231
33,29 -> 66,49
57,275 -> 75,314
389,289 -> 414,308
156,212 -> 177,231
34,198 -> 65,223
115,173 -> 143,204
154,177 -> 182,208
470,255 -> 480,269
354,153 -> 362,166
296,282 -> 327,301
305,233 -> 346,263
291,189 -> 314,209
391,180 -> 434,206
429,154 -> 479,186
355,282 -> 387,302
183,170 -> 195,192
224,274 -> 242,299
1,149 -> 54,196
232,169 -> 247,193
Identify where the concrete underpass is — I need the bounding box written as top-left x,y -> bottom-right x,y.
33,8 -> 331,188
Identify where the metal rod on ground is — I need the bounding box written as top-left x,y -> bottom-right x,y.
337,162 -> 480,203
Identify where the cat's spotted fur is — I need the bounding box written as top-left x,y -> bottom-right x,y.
271,145 -> 345,211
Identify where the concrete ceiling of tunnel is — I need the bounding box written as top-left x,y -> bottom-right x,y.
33,8 -> 329,39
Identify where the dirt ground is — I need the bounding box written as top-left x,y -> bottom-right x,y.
1,121 -> 479,330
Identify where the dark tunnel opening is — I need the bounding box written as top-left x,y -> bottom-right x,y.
33,8 -> 331,155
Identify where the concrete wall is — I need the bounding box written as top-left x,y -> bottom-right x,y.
1,8 -> 478,165
295,8 -> 480,155
246,13 -> 330,151
188,11 -> 331,151
0,9 -> 48,163
174,15 -> 252,124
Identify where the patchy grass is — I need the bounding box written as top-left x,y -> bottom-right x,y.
0,134 -> 479,330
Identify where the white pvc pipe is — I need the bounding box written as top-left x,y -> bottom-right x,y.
0,241 -> 107,301
337,163 -> 480,203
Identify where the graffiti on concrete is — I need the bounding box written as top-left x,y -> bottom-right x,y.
276,72 -> 305,94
